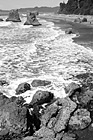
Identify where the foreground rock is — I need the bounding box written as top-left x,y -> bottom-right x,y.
62,132 -> 77,140
0,79 -> 9,86
6,9 -> 21,22
41,104 -> 59,127
65,82 -> 81,97
31,79 -> 51,87
77,90 -> 93,107
16,82 -> 31,95
54,97 -> 77,133
69,109 -> 91,130
0,96 -> 27,139
30,90 -> 54,106
34,126 -> 55,138
0,92 -> 8,106
24,12 -> 41,26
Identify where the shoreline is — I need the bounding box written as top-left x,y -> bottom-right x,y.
39,14 -> 93,49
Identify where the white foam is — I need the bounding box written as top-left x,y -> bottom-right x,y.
0,21 -> 11,27
0,16 -> 93,103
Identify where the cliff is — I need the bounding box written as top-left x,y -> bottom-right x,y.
58,0 -> 93,15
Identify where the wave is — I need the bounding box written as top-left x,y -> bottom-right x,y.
0,21 -> 11,27
0,16 -> 93,103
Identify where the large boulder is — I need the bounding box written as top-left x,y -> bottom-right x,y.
41,104 -> 59,126
77,90 -> 93,107
0,96 -> 27,138
65,82 -> 81,97
82,17 -> 87,22
24,12 -> 41,26
6,9 -> 21,22
53,97 -> 77,133
31,79 -> 51,87
30,90 -> 54,106
16,82 -> 31,95
69,109 -> 91,130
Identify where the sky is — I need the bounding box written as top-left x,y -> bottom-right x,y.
0,0 -> 68,10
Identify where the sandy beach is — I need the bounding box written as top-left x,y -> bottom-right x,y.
39,13 -> 93,49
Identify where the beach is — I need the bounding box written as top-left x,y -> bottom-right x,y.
0,12 -> 93,139
39,13 -> 93,48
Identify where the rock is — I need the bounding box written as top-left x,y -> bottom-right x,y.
74,18 -> 81,23
0,93 -> 9,106
41,104 -> 58,126
77,90 -> 93,107
82,17 -> 87,22
0,97 -> 27,136
34,126 -> 55,138
65,82 -> 81,97
24,12 -> 41,26
40,137 -> 56,140
23,136 -> 55,140
30,90 -> 54,106
0,80 -> 9,86
65,28 -> 74,34
62,132 -> 77,140
16,82 -> 31,95
69,109 -> 91,130
47,117 -> 57,129
87,100 -> 93,121
0,18 -> 3,21
23,136 -> 38,140
0,129 -> 9,140
6,9 -> 21,22
75,73 -> 93,90
31,79 -> 51,87
56,132 -> 64,140
54,97 -> 77,133
0,129 -> 9,136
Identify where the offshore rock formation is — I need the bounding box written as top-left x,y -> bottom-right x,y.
24,12 -> 41,26
6,9 -> 21,22
58,0 -> 93,15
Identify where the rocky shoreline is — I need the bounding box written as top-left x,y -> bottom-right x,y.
0,73 -> 93,140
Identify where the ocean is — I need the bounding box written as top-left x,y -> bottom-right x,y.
0,14 -> 93,103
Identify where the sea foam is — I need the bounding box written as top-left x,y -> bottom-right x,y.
0,16 -> 93,103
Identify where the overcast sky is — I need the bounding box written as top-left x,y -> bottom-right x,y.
0,0 -> 68,10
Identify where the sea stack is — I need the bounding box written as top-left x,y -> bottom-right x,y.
24,12 -> 41,26
6,9 -> 21,22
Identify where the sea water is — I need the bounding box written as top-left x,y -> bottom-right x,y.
0,15 -> 93,103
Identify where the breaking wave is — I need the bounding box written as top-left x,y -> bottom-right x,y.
0,16 -> 93,103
